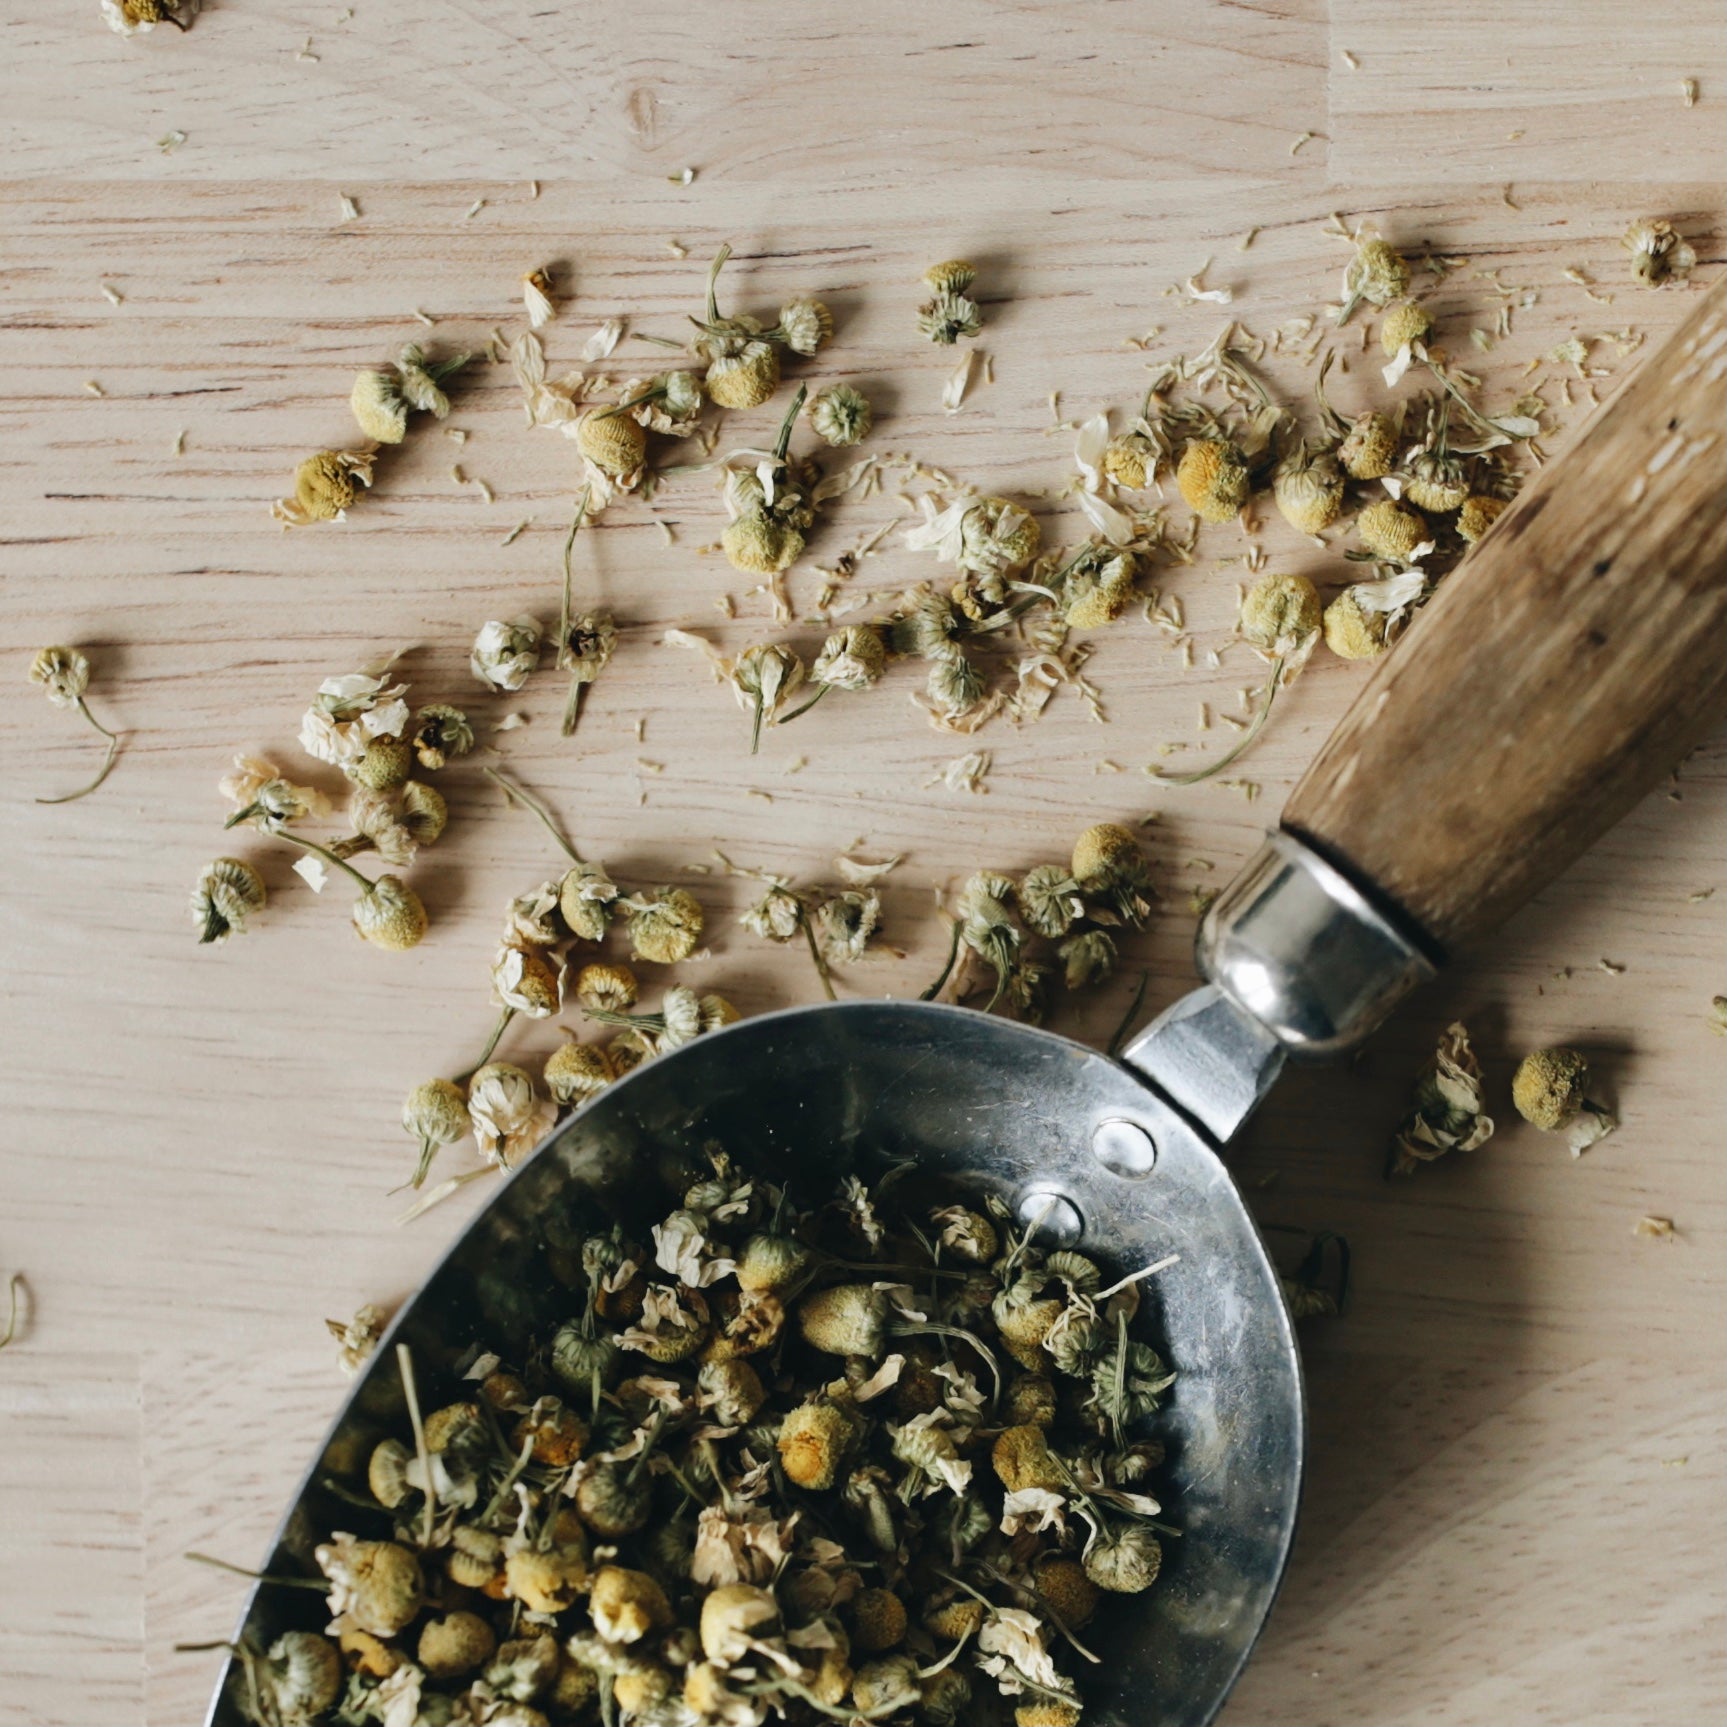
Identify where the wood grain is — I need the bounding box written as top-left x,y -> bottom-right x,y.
1284,280 -> 1727,952
0,4 -> 1722,1725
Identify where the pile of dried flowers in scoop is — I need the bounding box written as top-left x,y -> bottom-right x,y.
222,1153 -> 1179,1727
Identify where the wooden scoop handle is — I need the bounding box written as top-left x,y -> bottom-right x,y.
1282,279 -> 1727,955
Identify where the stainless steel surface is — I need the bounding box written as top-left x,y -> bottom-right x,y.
208,1001 -> 1306,1727
1197,831 -> 1439,1060
1119,983 -> 1287,1145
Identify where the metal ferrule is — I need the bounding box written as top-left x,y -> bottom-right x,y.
1197,831 -> 1439,1060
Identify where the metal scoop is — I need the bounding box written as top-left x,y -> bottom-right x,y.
207,284 -> 1725,1726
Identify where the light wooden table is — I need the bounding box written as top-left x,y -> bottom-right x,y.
2,4 -> 1722,1724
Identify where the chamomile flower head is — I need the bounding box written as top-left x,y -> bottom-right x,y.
1456,494 -> 1507,542
1102,431 -> 1158,490
558,861 -> 619,943
491,943 -> 566,1017
345,780 -> 447,866
349,735 -> 413,791
274,449 -> 377,527
775,298 -> 834,357
918,290 -> 982,346
722,512 -> 804,575
220,755 -> 332,829
1355,498 -> 1427,563
1341,236 -> 1412,318
812,624 -> 887,691
470,615 -> 542,692
1402,449 -> 1471,514
1511,1047 -> 1592,1131
1379,299 -> 1433,357
1323,586 -> 1391,661
467,1062 -> 555,1169
1623,217 -> 1696,286
544,1040 -> 614,1105
1272,444 -> 1346,535
402,1078 -> 469,1157
349,369 -> 410,444
576,408 -> 648,482
704,340 -> 782,409
1239,571 -> 1322,655
30,646 -> 91,708
191,858 -> 266,945
808,383 -> 873,446
576,961 -> 639,1012
1177,437 -> 1251,524
352,875 -> 428,951
623,887 -> 705,965
1337,410 -> 1398,481
923,260 -> 977,296
298,670 -> 411,768
315,1535 -> 425,1638
777,1401 -> 859,1490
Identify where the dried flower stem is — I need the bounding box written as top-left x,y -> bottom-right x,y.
483,766 -> 583,863
276,829 -> 377,891
919,917 -> 962,1001
183,1552 -> 326,1590
35,698 -> 122,806
1160,656 -> 1285,784
396,1342 -> 437,1547
801,910 -> 838,1002
462,1007 -> 517,1080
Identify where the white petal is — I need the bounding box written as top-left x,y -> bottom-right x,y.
1076,488 -> 1136,546
581,318 -> 626,361
293,855 -> 329,893
942,348 -> 977,414
1073,412 -> 1110,489
1381,343 -> 1416,388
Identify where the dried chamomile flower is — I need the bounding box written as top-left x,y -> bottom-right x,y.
1355,497 -> 1428,563
576,961 -> 639,1012
722,511 -> 803,575
621,887 -> 705,965
1103,430 -> 1159,490
891,588 -> 967,659
1512,1046 -> 1618,1153
1017,864 -> 1084,939
27,646 -> 124,803
918,260 -> 983,345
559,862 -> 619,943
544,1040 -> 614,1105
1272,442 -> 1346,535
406,703 -> 473,771
1059,545 -> 1139,629
521,266 -> 557,328
778,1400 -> 860,1490
1071,823 -> 1154,924
692,246 -> 783,409
729,643 -> 807,752
905,494 -> 1041,580
349,369 -> 411,445
348,735 -> 413,791
298,669 -> 410,769
467,1062 -> 555,1169
1402,446 -> 1471,514
557,609 -> 617,737
1339,235 -> 1412,324
470,615 -> 542,692
1379,299 -> 1433,384
1456,494 -> 1506,543
813,890 -> 881,966
492,943 -> 566,1017
957,869 -> 1023,1008
808,382 -> 873,447
1323,585 -> 1391,661
798,1282 -> 890,1356
315,1534 -> 424,1638
1338,410 -> 1398,481
273,449 -> 377,527
811,623 -> 887,692
1388,1020 -> 1494,1176
617,370 -> 705,436
340,780 -> 448,867
102,0 -> 194,36
325,1303 -> 389,1376
925,647 -> 987,723
1623,218 -> 1696,286
503,880 -> 566,948
192,858 -> 266,945
1176,436 -> 1251,524
1083,1523 -> 1163,1593
591,1566 -> 673,1645
402,1078 -> 470,1187
1325,568 -> 1427,664
352,875 -> 428,951
774,297 -> 835,357
575,407 -> 649,486
1059,928 -> 1117,990
854,1653 -> 922,1713
721,385 -> 818,579
1240,571 -> 1322,658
